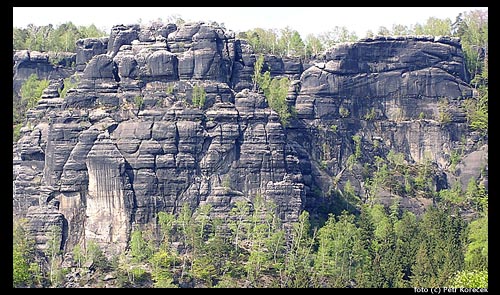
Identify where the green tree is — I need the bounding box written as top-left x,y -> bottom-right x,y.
229,200 -> 251,252
288,31 -> 305,57
452,10 -> 488,82
13,218 -> 37,287
86,240 -> 109,270
240,28 -> 279,55
149,249 -> 178,288
319,26 -> 358,49
20,73 -> 49,110
413,207 -> 466,287
59,76 -> 79,98
414,17 -> 452,36
266,76 -> 293,126
130,228 -> 153,263
464,215 -> 488,271
157,211 -> 176,249
72,244 -> 85,268
281,211 -> 314,288
252,54 -> 293,126
252,54 -> 267,92
245,196 -> 281,286
450,270 -> 488,288
377,26 -> 391,36
13,22 -> 107,52
393,211 -> 420,287
304,34 -> 324,58
314,211 -> 368,288
46,225 -> 63,286
368,204 -> 397,287
392,24 -> 412,35
191,85 -> 206,108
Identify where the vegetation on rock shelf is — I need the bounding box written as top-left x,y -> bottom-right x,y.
253,54 -> 295,126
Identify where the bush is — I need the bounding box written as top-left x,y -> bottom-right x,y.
13,123 -> 23,142
253,54 -> 294,126
165,84 -> 175,95
20,74 -> 49,110
438,98 -> 452,124
192,85 -> 206,108
339,106 -> 350,118
134,95 -> 144,109
363,107 -> 376,120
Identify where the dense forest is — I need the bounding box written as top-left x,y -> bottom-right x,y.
13,10 -> 488,288
13,195 -> 488,288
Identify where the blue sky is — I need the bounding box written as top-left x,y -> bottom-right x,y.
13,7 -> 487,38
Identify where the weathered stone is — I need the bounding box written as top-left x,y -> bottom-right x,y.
75,37 -> 109,71
83,54 -> 117,80
13,23 -> 487,261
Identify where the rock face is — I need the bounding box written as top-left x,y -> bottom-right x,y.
13,50 -> 76,96
13,23 -> 487,256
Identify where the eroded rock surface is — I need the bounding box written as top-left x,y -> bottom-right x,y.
13,23 -> 487,256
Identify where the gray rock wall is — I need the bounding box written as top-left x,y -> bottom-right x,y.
13,23 -> 487,256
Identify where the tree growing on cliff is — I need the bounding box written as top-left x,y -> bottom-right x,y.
252,54 -> 294,126
20,73 -> 49,110
191,85 -> 206,109
13,218 -> 38,287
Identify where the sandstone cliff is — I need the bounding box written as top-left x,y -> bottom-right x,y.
13,22 -> 487,256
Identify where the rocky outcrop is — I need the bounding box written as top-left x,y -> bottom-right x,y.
13,50 -> 75,97
13,23 -> 487,257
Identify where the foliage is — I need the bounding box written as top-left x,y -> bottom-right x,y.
130,228 -> 153,262
319,26 -> 358,49
464,215 -> 488,271
165,84 -> 175,95
266,77 -> 293,126
86,240 -> 109,270
352,135 -> 362,159
134,95 -> 144,110
304,34 -> 324,58
59,76 -> 79,98
45,225 -> 63,286
14,191 -> 487,288
363,107 -> 376,120
452,10 -> 488,82
191,85 -> 206,108
414,17 -> 452,36
239,25 -> 356,59
20,73 -> 49,110
438,182 -> 466,207
437,98 -> 452,124
13,218 -> 37,287
282,211 -> 314,287
13,22 -> 107,52
253,54 -> 294,126
339,106 -> 350,118
450,270 -> 488,288
13,123 -> 23,143
314,212 -> 367,287
412,207 -> 466,287
463,80 -> 488,134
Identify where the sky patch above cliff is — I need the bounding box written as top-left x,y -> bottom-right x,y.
13,7 -> 487,38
